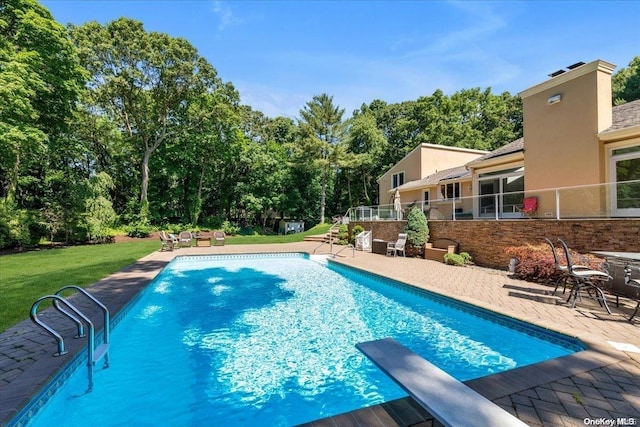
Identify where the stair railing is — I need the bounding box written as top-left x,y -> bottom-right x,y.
313,216 -> 343,254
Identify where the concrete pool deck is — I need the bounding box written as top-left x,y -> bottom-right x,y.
1,242 -> 639,426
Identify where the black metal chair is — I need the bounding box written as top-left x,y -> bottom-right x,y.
544,238 -> 590,296
623,265 -> 640,322
558,239 -> 612,314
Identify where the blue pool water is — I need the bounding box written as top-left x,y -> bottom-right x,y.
24,253 -> 583,427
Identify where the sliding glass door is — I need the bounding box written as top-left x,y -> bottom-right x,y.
611,146 -> 640,216
478,167 -> 524,218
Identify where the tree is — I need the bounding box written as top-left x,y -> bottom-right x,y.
84,172 -> 117,241
613,56 -> 640,105
0,0 -> 85,205
297,94 -> 345,223
342,112 -> 387,206
150,83 -> 242,226
69,18 -> 224,217
404,207 -> 429,257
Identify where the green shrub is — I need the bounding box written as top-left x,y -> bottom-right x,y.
85,172 -> 117,242
351,225 -> 364,244
261,227 -> 276,236
163,223 -> 184,234
444,253 -> 465,266
444,252 -> 473,266
0,203 -> 37,249
336,224 -> 349,245
404,207 -> 429,257
125,223 -> 153,238
220,220 -> 240,236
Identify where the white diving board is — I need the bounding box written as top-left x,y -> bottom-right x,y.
356,338 -> 529,427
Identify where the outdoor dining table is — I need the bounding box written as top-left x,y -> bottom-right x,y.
591,251 -> 640,263
591,251 -> 640,306
193,234 -> 212,247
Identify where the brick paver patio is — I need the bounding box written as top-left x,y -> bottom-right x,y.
1,242 -> 639,426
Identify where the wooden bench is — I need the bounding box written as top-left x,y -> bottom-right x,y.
424,238 -> 459,262
356,338 -> 529,427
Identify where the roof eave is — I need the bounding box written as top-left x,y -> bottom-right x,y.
466,151 -> 524,169
439,175 -> 472,184
599,125 -> 640,143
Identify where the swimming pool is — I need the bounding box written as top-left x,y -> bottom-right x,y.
20,253 -> 584,426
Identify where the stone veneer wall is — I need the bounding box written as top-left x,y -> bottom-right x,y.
349,219 -> 640,270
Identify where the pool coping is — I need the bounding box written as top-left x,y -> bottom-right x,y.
325,258 -> 629,401
1,243 -> 638,426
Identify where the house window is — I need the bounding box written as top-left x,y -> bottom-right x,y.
478,167 -> 524,218
392,172 -> 405,189
610,145 -> 640,215
423,191 -> 429,205
440,182 -> 460,200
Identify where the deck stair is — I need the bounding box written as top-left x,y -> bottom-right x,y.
310,218 -> 345,254
303,228 -> 339,243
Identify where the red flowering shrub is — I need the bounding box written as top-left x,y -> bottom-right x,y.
504,243 -> 606,283
505,244 -> 558,282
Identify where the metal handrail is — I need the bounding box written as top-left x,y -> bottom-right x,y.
56,285 -> 110,365
332,244 -> 355,258
313,217 -> 342,254
31,296 -> 97,392
30,287 -> 111,393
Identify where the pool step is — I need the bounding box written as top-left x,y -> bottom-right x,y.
93,344 -> 110,364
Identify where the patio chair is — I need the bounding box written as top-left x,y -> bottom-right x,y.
623,265 -> 640,321
558,239 -> 612,314
544,238 -> 590,295
516,197 -> 538,218
178,231 -> 192,248
387,233 -> 407,257
160,231 -> 179,245
213,230 -> 226,246
159,232 -> 174,251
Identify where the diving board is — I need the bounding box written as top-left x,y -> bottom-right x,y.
356,338 -> 529,427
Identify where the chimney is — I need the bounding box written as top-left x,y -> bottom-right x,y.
519,60 -> 616,191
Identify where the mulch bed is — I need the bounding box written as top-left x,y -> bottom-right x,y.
113,232 -> 159,243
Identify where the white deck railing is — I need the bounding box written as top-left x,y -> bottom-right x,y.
348,179 -> 640,221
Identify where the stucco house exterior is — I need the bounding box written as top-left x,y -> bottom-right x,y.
377,143 -> 488,207
382,59 -> 640,220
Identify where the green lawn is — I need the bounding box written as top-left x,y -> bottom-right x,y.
0,223 -> 331,333
225,223 -> 330,244
0,241 -> 159,333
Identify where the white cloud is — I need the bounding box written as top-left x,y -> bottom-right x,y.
211,0 -> 239,31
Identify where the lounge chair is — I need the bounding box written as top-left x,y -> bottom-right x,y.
387,233 -> 407,257
178,231 -> 192,248
160,231 -> 178,245
213,231 -> 225,246
558,239 -> 611,313
159,232 -> 174,251
544,238 -> 590,295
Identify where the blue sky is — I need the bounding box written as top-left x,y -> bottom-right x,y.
42,1 -> 640,119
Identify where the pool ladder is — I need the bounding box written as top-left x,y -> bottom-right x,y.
30,286 -> 110,392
